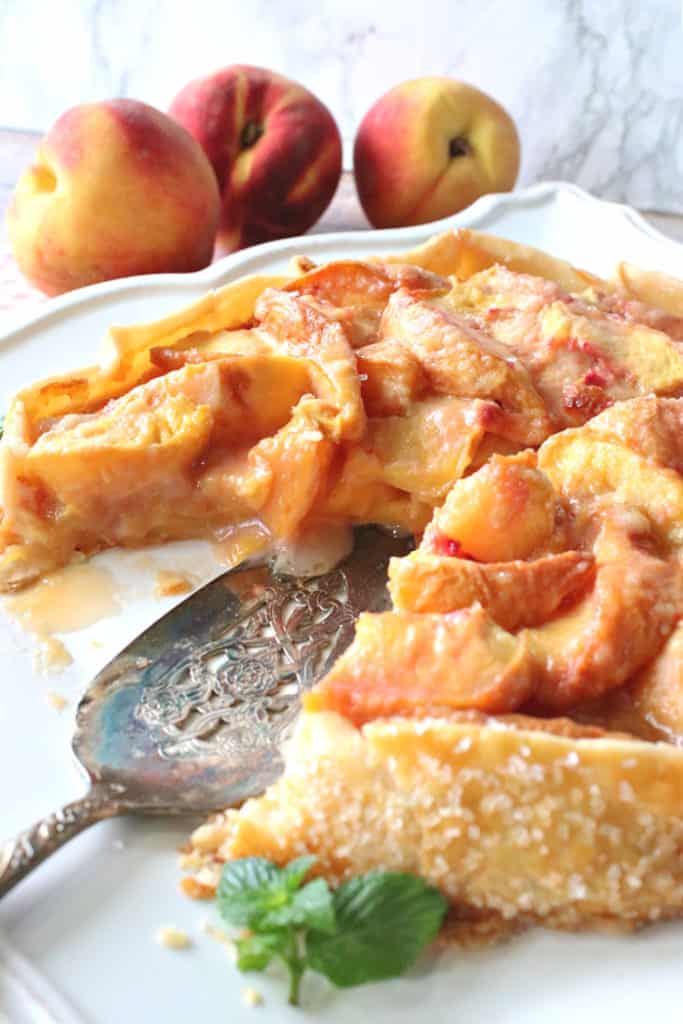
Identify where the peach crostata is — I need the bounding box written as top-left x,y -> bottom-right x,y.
2,228 -> 683,943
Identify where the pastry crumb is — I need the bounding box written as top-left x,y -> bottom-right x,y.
46,690 -> 68,711
200,919 -> 238,960
241,986 -> 264,1008
155,925 -> 192,950
180,875 -> 215,900
200,919 -> 231,944
33,635 -> 73,674
155,570 -> 194,598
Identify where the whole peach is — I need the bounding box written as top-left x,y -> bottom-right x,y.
169,66 -> 342,254
7,99 -> 220,296
354,78 -> 520,229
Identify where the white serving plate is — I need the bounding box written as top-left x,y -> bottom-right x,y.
1,182 -> 682,1024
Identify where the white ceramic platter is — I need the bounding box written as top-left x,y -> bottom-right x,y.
1,182 -> 682,1024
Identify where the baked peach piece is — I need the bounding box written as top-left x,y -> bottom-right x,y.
388,549 -> 594,631
527,510 -> 680,709
446,264 -> 683,427
631,623 -> 683,742
305,605 -> 535,724
380,289 -> 551,445
429,452 -> 558,563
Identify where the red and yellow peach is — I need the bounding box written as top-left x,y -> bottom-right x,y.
170,65 -> 343,254
354,77 -> 520,229
7,99 -> 220,296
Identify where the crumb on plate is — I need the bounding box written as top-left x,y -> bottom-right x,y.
200,919 -> 238,960
46,690 -> 68,711
155,925 -> 192,950
34,636 -> 73,674
155,570 -> 194,598
242,986 -> 264,1008
179,875 -> 215,900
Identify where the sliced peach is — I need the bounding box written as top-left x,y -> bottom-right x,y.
284,261 -> 395,348
356,340 -> 427,416
380,290 -> 551,445
526,512 -> 680,709
433,452 -> 557,562
388,549 -> 594,631
282,259 -> 448,344
540,301 -> 683,396
449,264 -> 563,317
629,622 -> 683,743
318,448 -> 432,535
367,396 -> 492,503
584,396 -> 683,474
538,425 -> 683,548
255,289 -> 365,442
305,605 -> 535,725
247,404 -> 335,539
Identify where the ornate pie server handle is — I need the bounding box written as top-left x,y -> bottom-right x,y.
0,782 -> 124,897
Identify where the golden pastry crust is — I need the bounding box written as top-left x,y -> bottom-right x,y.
182,710 -> 683,937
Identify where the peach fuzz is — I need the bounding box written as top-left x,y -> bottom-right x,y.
170,65 -> 342,254
7,99 -> 220,296
354,77 -> 520,229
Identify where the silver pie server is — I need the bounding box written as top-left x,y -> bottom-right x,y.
0,527 -> 412,896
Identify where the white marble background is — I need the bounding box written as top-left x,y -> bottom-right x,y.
0,0 -> 681,211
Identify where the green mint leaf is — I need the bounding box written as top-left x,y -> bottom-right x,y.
235,930 -> 290,972
0,415 -> 4,440
306,871 -> 447,988
265,878 -> 336,934
217,857 -> 288,929
281,854 -> 317,891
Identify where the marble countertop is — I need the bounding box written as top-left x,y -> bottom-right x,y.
0,0 -> 681,213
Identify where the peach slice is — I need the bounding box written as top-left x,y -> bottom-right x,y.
388,549 -> 594,632
282,259 -> 449,347
584,396 -> 683,475
432,453 -> 557,563
318,448 -> 432,536
365,396 -> 494,503
305,606 -> 535,725
380,290 -> 551,445
356,340 -> 428,416
538,425 -> 683,548
630,623 -> 683,744
526,512 -> 680,709
246,404 -> 335,540
255,289 -> 365,443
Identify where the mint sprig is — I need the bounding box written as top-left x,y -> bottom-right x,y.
306,871 -> 447,987
0,415 -> 4,440
216,856 -> 447,1006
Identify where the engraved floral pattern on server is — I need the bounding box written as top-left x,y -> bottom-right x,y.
133,571 -> 357,760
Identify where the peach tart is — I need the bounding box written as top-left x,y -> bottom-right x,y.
3,229 -> 683,943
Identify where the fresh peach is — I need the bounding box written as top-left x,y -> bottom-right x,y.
7,99 -> 220,296
354,77 -> 520,229
169,65 -> 342,254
